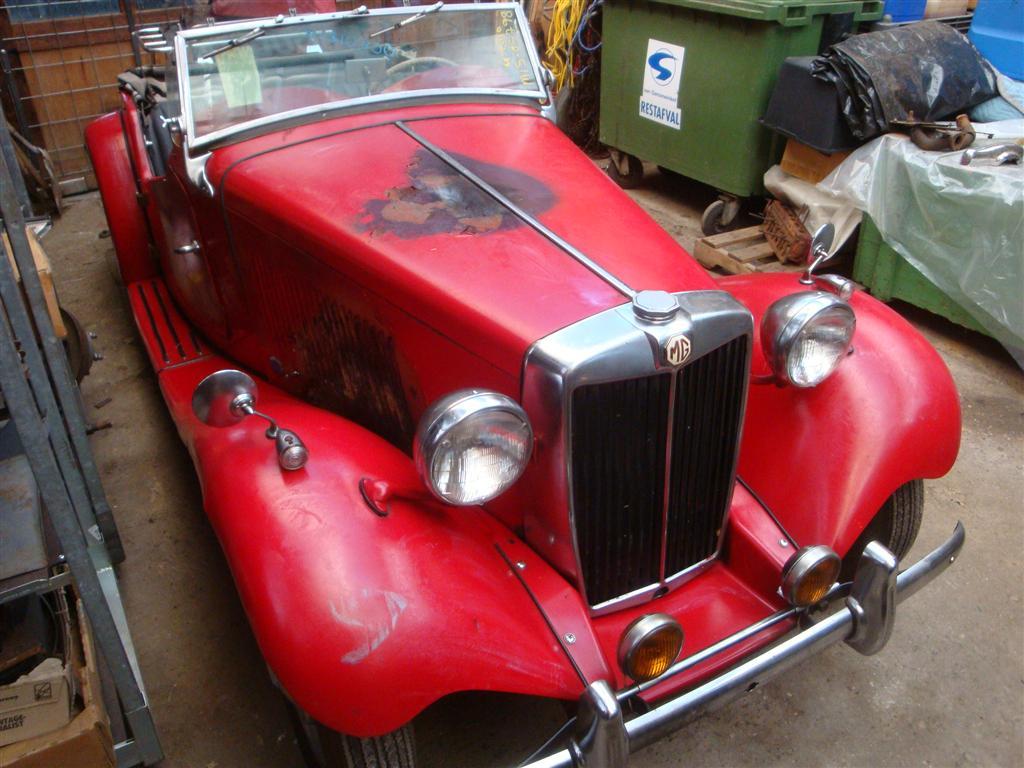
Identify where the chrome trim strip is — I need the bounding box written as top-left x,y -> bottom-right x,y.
521,522 -> 966,768
191,89 -> 547,152
657,372 -> 678,583
495,544 -> 590,687
395,121 -> 635,298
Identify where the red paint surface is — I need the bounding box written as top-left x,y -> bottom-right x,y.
128,278 -> 799,734
209,106 -> 714,377
90,95 -> 962,738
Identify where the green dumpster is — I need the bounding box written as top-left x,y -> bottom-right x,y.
599,0 -> 881,232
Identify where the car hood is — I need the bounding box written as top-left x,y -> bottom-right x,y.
212,107 -> 716,375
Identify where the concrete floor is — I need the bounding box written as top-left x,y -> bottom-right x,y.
43,172 -> 1023,768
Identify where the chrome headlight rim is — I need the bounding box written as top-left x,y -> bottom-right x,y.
414,389 -> 534,506
761,291 -> 855,388
781,544 -> 841,608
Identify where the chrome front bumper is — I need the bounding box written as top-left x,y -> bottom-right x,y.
524,522 -> 965,768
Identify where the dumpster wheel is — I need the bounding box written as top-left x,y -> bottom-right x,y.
701,195 -> 741,236
607,150 -> 643,189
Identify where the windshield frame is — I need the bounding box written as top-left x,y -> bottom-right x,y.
174,2 -> 548,151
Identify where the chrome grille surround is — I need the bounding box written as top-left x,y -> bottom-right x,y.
520,290 -> 753,615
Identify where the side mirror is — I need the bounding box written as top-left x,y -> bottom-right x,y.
798,223 -> 854,300
192,369 -> 308,471
800,223 -> 835,284
191,368 -> 255,427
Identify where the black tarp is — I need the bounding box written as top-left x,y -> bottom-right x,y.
812,22 -> 997,141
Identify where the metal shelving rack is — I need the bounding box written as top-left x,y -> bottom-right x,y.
0,117 -> 162,766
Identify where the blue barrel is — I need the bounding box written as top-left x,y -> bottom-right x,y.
969,0 -> 1024,79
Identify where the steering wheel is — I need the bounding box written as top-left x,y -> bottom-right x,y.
383,56 -> 459,82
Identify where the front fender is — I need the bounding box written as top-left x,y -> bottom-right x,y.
722,274 -> 961,557
156,357 -> 586,737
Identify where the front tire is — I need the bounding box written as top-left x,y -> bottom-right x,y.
287,698 -> 417,768
331,725 -> 416,768
841,480 -> 924,580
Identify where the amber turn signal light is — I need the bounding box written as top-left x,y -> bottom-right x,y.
781,545 -> 841,608
618,613 -> 684,683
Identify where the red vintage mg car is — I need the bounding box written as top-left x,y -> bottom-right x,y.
86,4 -> 965,766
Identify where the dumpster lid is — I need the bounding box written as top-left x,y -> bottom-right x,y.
630,0 -> 883,26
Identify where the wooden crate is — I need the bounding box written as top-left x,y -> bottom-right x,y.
694,226 -> 803,275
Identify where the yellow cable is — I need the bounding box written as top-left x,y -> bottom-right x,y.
545,0 -> 589,90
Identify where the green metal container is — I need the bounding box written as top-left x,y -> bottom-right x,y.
854,215 -> 989,336
599,0 -> 881,199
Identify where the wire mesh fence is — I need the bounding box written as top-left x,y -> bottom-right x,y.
0,0 -> 195,193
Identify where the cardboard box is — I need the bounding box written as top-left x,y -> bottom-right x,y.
0,600 -> 114,768
0,658 -> 72,748
780,139 -> 850,185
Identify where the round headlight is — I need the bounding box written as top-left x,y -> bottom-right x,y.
414,389 -> 533,506
761,292 -> 855,387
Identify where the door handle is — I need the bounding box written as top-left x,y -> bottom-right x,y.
174,239 -> 201,254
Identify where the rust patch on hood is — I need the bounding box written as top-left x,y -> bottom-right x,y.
360,148 -> 555,238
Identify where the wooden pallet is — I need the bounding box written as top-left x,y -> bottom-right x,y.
693,225 -> 802,275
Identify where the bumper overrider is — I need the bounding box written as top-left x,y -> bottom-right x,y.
524,522 -> 965,768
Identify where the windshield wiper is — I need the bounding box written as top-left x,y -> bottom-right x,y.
199,5 -> 371,61
200,26 -> 267,60
369,1 -> 443,39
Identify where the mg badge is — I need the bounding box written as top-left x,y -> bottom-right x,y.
665,334 -> 692,366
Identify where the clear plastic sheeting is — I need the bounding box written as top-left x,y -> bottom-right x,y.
819,119 -> 1024,364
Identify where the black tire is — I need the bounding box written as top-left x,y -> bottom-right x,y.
329,725 -> 416,768
607,153 -> 643,189
287,698 -> 417,768
840,480 -> 924,581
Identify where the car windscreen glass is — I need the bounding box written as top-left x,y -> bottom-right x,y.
183,7 -> 541,141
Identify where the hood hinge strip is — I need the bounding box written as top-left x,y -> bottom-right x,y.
395,121 -> 636,299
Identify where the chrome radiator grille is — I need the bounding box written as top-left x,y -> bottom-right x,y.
569,335 -> 750,607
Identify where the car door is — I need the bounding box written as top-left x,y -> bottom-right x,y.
149,165 -> 228,341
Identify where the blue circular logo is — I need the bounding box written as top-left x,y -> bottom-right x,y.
648,50 -> 677,85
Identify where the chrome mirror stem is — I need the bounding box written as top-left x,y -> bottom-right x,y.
800,222 -> 837,286
799,244 -> 830,286
232,396 -> 309,471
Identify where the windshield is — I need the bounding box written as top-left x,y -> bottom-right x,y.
181,5 -> 542,145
